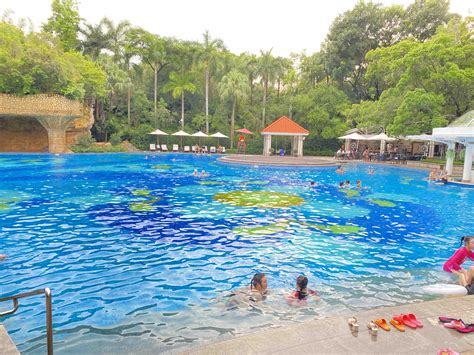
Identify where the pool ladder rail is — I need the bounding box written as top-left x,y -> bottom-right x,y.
0,288 -> 53,355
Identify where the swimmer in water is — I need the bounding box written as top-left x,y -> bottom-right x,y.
193,169 -> 199,176
336,166 -> 345,174
226,272 -> 269,308
287,275 -> 318,306
0,254 -> 6,260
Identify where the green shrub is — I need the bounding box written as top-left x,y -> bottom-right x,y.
109,133 -> 122,146
70,145 -> 127,153
77,135 -> 96,148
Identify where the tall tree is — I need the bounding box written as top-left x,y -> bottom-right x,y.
42,0 -> 80,51
127,28 -> 169,116
79,18 -> 111,60
163,71 -> 196,129
197,30 -> 225,133
403,0 -> 451,41
257,49 -> 276,128
218,70 -> 248,148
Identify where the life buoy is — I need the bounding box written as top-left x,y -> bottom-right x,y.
421,145 -> 429,152
350,142 -> 356,149
422,283 -> 467,296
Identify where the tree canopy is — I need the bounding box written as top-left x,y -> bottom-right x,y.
0,0 -> 472,151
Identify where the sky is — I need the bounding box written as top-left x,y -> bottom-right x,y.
2,0 -> 472,57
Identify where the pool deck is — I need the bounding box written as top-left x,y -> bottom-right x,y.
183,296 -> 474,355
0,325 -> 19,355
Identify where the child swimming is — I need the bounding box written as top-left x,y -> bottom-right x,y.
287,275 -> 317,306
226,272 -> 269,308
443,236 -> 474,286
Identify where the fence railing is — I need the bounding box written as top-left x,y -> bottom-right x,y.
0,288 -> 53,355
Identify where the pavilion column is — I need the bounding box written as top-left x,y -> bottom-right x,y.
445,142 -> 455,176
345,138 -> 350,152
36,116 -> 76,153
462,143 -> 473,182
428,141 -> 435,158
297,136 -> 303,157
263,135 -> 271,156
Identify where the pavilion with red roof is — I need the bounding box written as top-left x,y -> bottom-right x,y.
261,116 -> 310,157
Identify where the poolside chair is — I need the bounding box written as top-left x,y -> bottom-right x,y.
202,146 -> 208,153
172,144 -> 179,152
221,147 -> 226,153
149,144 -> 156,151
210,146 -> 216,153
184,146 -> 190,153
161,144 -> 168,152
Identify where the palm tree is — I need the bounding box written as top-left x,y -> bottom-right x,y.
197,30 -> 225,134
101,18 -> 131,62
79,18 -> 111,60
218,70 -> 248,149
163,71 -> 196,129
127,28 -> 169,117
239,53 -> 258,106
257,49 -> 277,128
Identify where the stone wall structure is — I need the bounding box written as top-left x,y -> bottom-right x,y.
0,94 -> 93,153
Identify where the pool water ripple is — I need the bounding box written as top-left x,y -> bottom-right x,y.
0,153 -> 473,353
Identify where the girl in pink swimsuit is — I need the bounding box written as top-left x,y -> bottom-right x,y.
443,236 -> 474,286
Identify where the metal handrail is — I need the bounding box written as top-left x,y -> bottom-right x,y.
0,288 -> 53,355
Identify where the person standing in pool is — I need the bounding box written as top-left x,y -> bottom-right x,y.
226,272 -> 269,307
443,236 -> 474,287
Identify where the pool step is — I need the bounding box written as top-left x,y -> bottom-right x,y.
0,325 -> 19,355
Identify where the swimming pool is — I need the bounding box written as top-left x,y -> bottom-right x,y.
0,153 -> 473,353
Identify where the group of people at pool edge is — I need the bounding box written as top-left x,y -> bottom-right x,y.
225,236 -> 473,309
428,168 -> 450,183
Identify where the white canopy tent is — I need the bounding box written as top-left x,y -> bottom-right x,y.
149,129 -> 168,146
407,110 -> 474,182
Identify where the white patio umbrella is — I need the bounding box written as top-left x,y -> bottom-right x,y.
172,130 -> 191,147
192,131 -> 208,145
338,132 -> 369,150
149,128 -> 168,146
366,133 -> 397,152
338,132 -> 368,140
210,132 -> 229,146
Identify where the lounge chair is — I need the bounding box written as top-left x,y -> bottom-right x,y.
222,147 -> 226,153
149,144 -> 156,151
184,146 -> 190,152
210,146 -> 216,153
161,144 -> 168,152
172,144 -> 179,152
202,146 -> 208,153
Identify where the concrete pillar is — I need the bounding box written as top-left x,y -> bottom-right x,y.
297,136 -> 303,157
263,135 -> 272,156
445,143 -> 455,176
36,116 -> 76,153
462,143 -> 473,182
428,141 -> 435,158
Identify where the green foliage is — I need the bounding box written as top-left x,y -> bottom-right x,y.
0,22 -> 106,100
109,133 -> 122,146
77,134 -> 96,147
42,0 -> 80,51
0,0 -> 469,155
70,145 -> 127,153
389,89 -> 447,135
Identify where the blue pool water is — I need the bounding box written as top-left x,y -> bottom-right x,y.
0,153 -> 473,353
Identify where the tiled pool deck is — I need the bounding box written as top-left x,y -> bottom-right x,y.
184,296 -> 474,355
